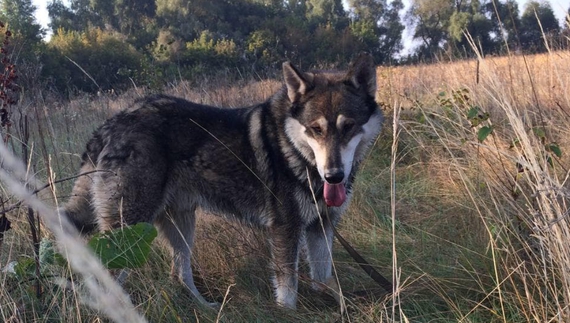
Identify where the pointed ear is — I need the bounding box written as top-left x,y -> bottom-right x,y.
282,61 -> 312,103
346,53 -> 377,98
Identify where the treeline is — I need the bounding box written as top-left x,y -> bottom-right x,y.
0,0 -> 569,94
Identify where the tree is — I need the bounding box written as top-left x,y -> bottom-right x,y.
0,0 -> 43,43
406,0 -> 505,59
406,0 -> 454,59
484,0 -> 521,52
306,0 -> 346,28
113,0 -> 156,36
45,28 -> 143,92
348,0 -> 404,63
447,0 -> 493,54
47,0 -> 102,32
378,0 -> 405,60
519,1 -> 560,52
562,7 -> 570,48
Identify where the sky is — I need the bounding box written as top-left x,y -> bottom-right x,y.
31,0 -> 570,48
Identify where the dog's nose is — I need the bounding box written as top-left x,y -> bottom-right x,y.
324,169 -> 344,184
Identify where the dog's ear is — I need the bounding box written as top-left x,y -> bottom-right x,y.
346,53 -> 376,98
283,62 -> 313,103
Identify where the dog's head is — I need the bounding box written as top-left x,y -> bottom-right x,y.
283,53 -> 383,207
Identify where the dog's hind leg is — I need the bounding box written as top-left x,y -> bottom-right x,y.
59,161 -> 98,234
91,140 -> 168,230
156,205 -> 219,309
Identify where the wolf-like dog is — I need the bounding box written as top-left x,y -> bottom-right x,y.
59,53 -> 383,309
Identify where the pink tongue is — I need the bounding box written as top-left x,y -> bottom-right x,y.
323,183 -> 346,207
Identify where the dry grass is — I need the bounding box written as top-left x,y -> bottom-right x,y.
1,50 -> 570,322
371,50 -> 570,322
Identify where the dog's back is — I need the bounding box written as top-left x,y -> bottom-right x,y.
61,95 -> 266,230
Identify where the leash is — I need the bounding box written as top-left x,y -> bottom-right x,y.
305,168 -> 393,294
332,225 -> 393,293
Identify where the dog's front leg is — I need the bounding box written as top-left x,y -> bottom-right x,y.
305,218 -> 334,287
304,216 -> 344,312
269,224 -> 301,309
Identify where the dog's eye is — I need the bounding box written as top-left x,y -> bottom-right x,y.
311,125 -> 323,136
343,121 -> 355,133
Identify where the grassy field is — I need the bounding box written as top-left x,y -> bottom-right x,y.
1,50 -> 570,322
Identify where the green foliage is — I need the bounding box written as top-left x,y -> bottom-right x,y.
448,11 -> 471,42
405,0 -> 567,60
406,0 -> 453,59
0,0 -> 44,69
485,0 -> 521,51
520,1 -> 560,52
13,239 -> 66,280
247,29 -> 279,64
467,106 -> 490,127
5,0 -> 566,91
88,223 -> 158,269
38,0 -> 406,92
179,30 -> 240,69
9,223 -> 158,284
477,125 -> 493,143
0,0 -> 43,43
44,28 -> 143,93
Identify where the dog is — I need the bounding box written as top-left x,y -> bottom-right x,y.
59,53 -> 383,309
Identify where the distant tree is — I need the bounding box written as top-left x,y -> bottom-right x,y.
113,0 -> 156,36
379,0 -> 405,60
348,0 -> 404,63
406,0 -> 454,59
286,0 -> 307,16
0,0 -> 43,43
90,0 -> 119,30
348,0 -> 385,21
0,0 -> 45,83
447,1 -> 493,54
47,0 -> 102,32
306,0 -> 346,28
45,28 -> 143,93
407,0 -> 514,59
484,0 -> 521,51
519,1 -> 560,52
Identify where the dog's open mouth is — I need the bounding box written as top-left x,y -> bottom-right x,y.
323,182 -> 346,207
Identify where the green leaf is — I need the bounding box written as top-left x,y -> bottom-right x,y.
417,113 -> 426,124
467,107 -> 479,119
39,238 -> 56,267
546,155 -> 553,167
14,257 -> 36,279
88,223 -> 158,269
546,143 -> 562,158
478,126 -> 493,143
509,138 -> 520,149
533,127 -> 546,139
39,238 -> 67,269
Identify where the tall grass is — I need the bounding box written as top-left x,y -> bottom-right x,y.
374,49 -> 570,322
1,50 -> 570,322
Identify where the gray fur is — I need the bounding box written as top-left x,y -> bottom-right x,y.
59,53 -> 383,309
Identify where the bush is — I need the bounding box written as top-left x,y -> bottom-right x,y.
43,28 -> 143,93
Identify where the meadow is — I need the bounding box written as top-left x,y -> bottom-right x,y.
1,50 -> 570,322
